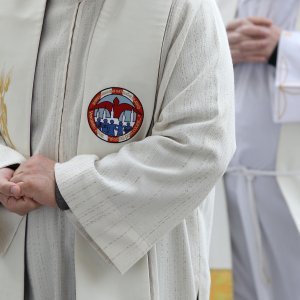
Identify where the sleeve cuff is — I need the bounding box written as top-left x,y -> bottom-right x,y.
273,30 -> 300,123
55,181 -> 69,211
0,145 -> 26,169
268,43 -> 278,67
6,164 -> 20,171
276,30 -> 300,86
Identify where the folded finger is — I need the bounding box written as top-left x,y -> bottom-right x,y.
240,39 -> 268,51
247,16 -> 272,27
238,24 -> 269,38
243,55 -> 268,63
227,19 -> 249,31
10,174 -> 27,198
10,173 -> 24,184
230,49 -> 246,65
4,197 -> 40,216
228,32 -> 248,45
16,181 -> 35,199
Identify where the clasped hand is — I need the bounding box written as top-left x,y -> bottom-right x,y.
227,16 -> 281,64
0,155 -> 57,216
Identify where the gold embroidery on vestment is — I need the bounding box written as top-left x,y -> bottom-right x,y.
0,72 -> 15,149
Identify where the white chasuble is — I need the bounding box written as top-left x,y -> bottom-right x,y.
0,0 -> 235,299
0,1 -> 172,299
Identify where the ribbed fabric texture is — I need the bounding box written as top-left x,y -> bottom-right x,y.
25,0 -> 104,299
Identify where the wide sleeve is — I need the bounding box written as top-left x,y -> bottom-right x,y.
274,31 -> 300,123
55,0 -> 236,274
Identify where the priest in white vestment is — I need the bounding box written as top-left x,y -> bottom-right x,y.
220,0 -> 300,299
0,0 -> 235,299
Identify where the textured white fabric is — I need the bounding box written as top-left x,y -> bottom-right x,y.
0,207 -> 23,255
275,30 -> 300,233
274,31 -> 300,123
0,218 -> 26,300
56,0 -> 235,270
0,0 -> 235,299
276,124 -> 300,232
215,0 -> 237,25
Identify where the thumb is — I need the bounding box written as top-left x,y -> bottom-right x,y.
10,184 -> 21,198
247,16 -> 272,27
0,180 -> 19,197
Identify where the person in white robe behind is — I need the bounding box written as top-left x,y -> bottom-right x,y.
218,0 -> 300,299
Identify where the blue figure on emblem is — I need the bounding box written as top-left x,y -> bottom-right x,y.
117,121 -> 124,136
124,122 -> 132,134
107,120 -> 117,136
96,117 -> 103,131
101,119 -> 109,134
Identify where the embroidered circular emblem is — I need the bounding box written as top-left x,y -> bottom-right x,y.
87,87 -> 144,143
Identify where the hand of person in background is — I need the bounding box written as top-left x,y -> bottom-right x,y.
227,17 -> 281,64
0,167 -> 41,215
10,155 -> 57,209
